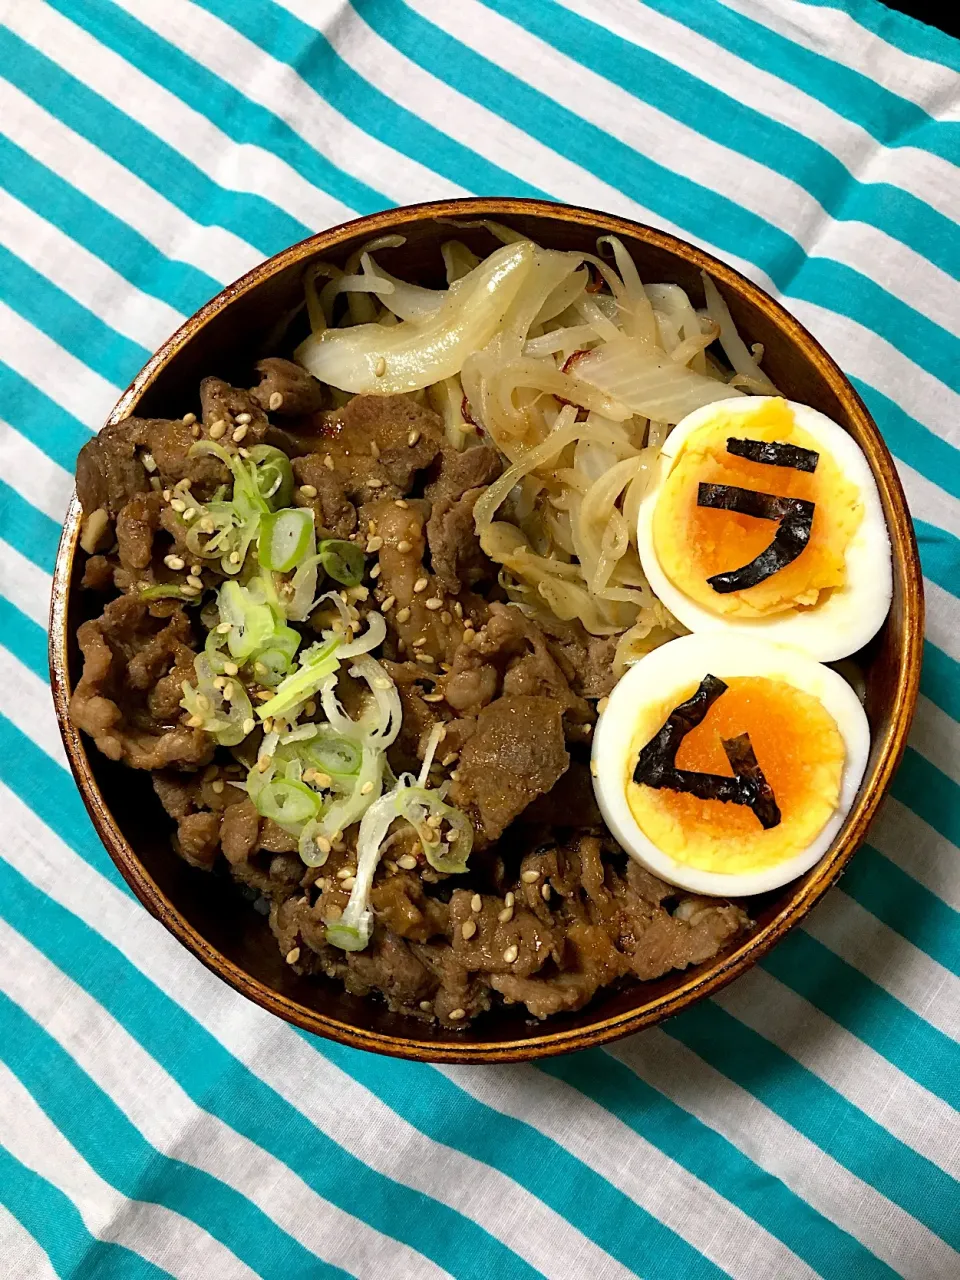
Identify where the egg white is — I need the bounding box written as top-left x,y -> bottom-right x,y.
636,397 -> 892,661
591,632 -> 871,897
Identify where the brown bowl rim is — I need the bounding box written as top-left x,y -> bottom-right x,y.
49,196 -> 923,1063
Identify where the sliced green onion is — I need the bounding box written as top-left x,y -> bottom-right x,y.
179,653 -> 255,747
139,583 -> 198,602
249,444 -> 294,510
319,538 -> 364,587
254,777 -> 322,835
218,580 -> 278,661
258,508 -> 314,572
256,638 -> 341,722
306,727 -> 363,778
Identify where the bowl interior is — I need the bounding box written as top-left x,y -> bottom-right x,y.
52,201 -> 920,1061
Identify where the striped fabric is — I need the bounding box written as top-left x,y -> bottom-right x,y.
0,0 -> 957,1275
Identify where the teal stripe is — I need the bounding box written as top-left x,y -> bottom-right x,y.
922,640 -> 960,724
915,518 -> 960,597
67,0 -> 541,209
0,28 -> 306,258
0,760 -> 538,1280
316,1036 -> 718,1280
354,0 -> 958,393
0,1144 -> 171,1280
0,134 -> 216,316
761,929 -> 960,1109
538,1049 -> 894,1279
842,843 -> 960,978
852,378 -> 960,503
891,747 -> 959,847
47,0 -> 387,218
0,993 -> 347,1280
0,601 -> 47,681
0,362 -> 91,468
0,479 -> 61,573
791,0 -> 960,75
0,243 -> 147,389
668,1001 -> 959,1244
485,0 -> 960,280
638,0 -> 958,163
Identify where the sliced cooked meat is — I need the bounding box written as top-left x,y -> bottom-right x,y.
251,357 -> 326,416
450,695 -> 569,842
291,455 -> 357,538
115,492 -> 163,573
199,377 -> 269,447
426,486 -> 493,594
425,443 -> 502,504
75,419 -> 150,517
540,617 -> 621,701
317,395 -> 443,503
70,596 -> 212,770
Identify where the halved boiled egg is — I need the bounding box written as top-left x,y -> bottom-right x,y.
636,397 -> 891,661
591,632 -> 870,896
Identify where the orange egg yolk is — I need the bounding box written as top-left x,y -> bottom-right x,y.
653,400 -> 863,618
626,675 -> 845,873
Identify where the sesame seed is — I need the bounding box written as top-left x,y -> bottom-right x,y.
498,906 -> 513,923
440,611 -> 452,625
242,717 -> 255,735
211,779 -> 225,794
521,869 -> 540,883
257,756 -> 271,772
262,717 -> 274,734
229,551 -> 241,565
370,441 -> 381,459
142,452 -> 157,473
209,420 -> 227,440
394,499 -> 409,509
367,478 -> 383,489
213,676 -> 226,690
164,554 -> 185,571
223,661 -> 239,677
397,854 -> 418,871
462,627 -> 476,643
182,412 -> 197,426
360,780 -> 374,796
407,429 -> 420,446
269,391 -> 284,411
366,535 -> 383,552
286,947 -> 300,965
396,540 -> 412,554
413,577 -> 428,593
163,490 -> 172,501
314,772 -> 331,788
541,883 -> 552,900
299,483 -> 318,498
373,677 -> 392,691
503,945 -> 519,964
239,447 -> 251,458
232,424 -> 248,443
422,692 -> 444,703
419,1000 -> 433,1012
396,607 -> 411,624
425,597 -> 443,611
186,574 -> 203,590
413,636 -> 427,649
590,760 -> 599,777
256,689 -> 273,701
324,454 -> 335,470
169,498 -> 187,513
191,424 -> 201,438
336,866 -> 355,880
597,696 -> 610,715
224,681 -> 236,701
461,920 -> 477,940
341,876 -> 356,890
448,1008 -> 466,1021
453,601 -> 464,619
441,752 -> 459,767
445,829 -> 458,843
182,508 -> 196,522
505,892 -> 515,908
315,835 -> 332,855
373,356 -> 387,377
185,714 -> 203,728
426,814 -> 441,830
470,894 -> 482,913
217,622 -> 232,634
190,563 -> 202,576
305,701 -> 317,716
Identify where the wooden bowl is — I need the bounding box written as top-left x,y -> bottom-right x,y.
49,198 -> 923,1063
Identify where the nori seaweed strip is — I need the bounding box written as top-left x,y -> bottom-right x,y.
726,437 -> 819,472
633,675 -> 782,829
722,733 -> 781,829
634,673 -> 728,784
696,482 -> 815,594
